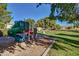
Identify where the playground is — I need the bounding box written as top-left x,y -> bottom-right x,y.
0,3 -> 79,56
0,21 -> 53,56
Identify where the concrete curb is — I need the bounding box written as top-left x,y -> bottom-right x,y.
41,40 -> 55,56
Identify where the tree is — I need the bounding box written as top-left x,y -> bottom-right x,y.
73,20 -> 79,28
0,22 -> 4,29
55,24 -> 61,30
36,17 -> 56,28
37,3 -> 79,23
0,3 -> 12,29
24,18 -> 35,29
0,3 -> 12,36
36,19 -> 43,27
43,17 -> 56,28
50,4 -> 79,22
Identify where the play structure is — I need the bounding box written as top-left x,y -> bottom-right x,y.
0,21 -> 54,56
8,21 -> 30,42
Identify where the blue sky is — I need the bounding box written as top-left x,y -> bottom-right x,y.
7,3 -> 51,21
7,3 -> 68,26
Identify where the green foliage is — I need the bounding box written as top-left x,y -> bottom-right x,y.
50,3 -> 79,22
37,3 -> 79,23
0,22 -> 5,29
0,3 -> 12,36
0,3 -> 12,29
37,19 -> 43,27
37,17 -> 56,28
24,18 -> 35,29
73,21 -> 79,28
55,24 -> 61,29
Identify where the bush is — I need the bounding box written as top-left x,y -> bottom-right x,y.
0,30 -> 3,37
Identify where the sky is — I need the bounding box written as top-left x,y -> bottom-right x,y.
7,3 -> 51,21
7,3 -> 68,26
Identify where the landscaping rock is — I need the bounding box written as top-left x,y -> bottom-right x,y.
0,37 -> 15,47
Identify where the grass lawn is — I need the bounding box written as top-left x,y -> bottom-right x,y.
42,30 -> 79,56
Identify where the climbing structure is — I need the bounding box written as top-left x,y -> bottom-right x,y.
8,21 -> 29,42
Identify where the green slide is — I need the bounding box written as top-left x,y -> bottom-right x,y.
8,21 -> 29,42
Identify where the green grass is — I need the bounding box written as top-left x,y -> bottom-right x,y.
42,30 -> 79,56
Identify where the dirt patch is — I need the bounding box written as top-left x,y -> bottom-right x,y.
0,37 -> 53,56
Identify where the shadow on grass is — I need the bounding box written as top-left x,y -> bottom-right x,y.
60,30 -> 79,33
47,35 -> 79,46
56,33 -> 79,38
38,33 -> 79,52
51,43 -> 72,51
